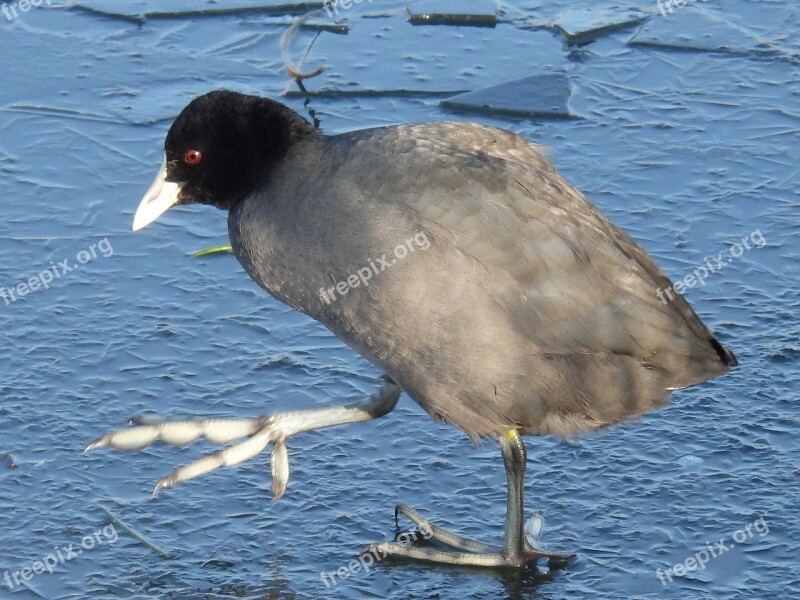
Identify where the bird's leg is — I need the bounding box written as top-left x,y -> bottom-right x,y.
85,376 -> 401,500
364,429 -> 575,568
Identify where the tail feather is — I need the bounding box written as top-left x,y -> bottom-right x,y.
710,337 -> 738,368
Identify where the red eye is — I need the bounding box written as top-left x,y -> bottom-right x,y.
184,149 -> 202,165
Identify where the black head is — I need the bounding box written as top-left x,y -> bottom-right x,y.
133,90 -> 316,231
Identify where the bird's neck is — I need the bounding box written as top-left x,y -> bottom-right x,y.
257,99 -> 319,148
212,100 -> 320,212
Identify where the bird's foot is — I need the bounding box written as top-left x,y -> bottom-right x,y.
363,503 -> 575,569
85,377 -> 402,500
85,412 -> 294,499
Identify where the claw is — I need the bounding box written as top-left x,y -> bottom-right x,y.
84,436 -> 109,453
153,477 -> 174,495
85,427 -> 159,452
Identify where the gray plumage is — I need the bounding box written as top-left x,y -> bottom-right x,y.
229,121 -> 736,439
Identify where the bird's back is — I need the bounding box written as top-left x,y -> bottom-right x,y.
229,121 -> 736,438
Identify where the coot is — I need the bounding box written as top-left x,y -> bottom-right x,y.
88,90 -> 736,568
